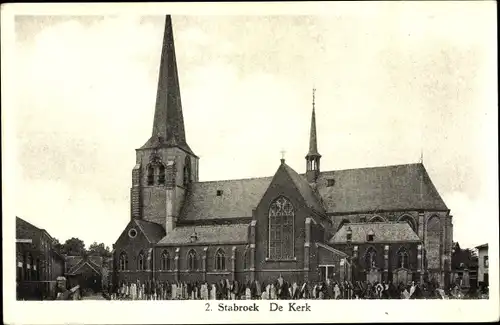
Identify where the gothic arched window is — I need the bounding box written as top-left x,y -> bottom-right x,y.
183,156 -> 192,187
119,252 -> 128,270
215,249 -> 226,271
137,251 -> 145,271
364,247 -> 377,270
147,166 -> 155,186
158,164 -> 166,185
161,250 -> 171,270
187,249 -> 197,271
397,247 -> 409,269
268,196 -> 295,260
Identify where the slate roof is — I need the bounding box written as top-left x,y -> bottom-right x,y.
315,163 -> 448,214
65,256 -> 82,273
316,242 -> 348,257
140,16 -> 195,156
282,163 -> 325,213
67,259 -> 102,276
180,177 -> 273,221
475,243 -> 488,250
329,222 -> 421,244
179,163 -> 447,221
134,219 -> 166,243
88,255 -> 103,267
157,224 -> 249,245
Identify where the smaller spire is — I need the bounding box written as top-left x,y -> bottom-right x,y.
307,88 -> 321,158
306,87 -> 321,183
312,87 -> 316,110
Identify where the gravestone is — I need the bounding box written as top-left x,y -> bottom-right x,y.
367,268 -> 381,284
393,268 -> 412,285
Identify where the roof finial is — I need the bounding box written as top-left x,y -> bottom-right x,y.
420,148 -> 424,164
280,149 -> 286,164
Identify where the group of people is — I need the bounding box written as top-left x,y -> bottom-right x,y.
108,276 -> 465,300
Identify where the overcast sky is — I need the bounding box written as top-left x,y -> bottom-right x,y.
6,2 -> 497,249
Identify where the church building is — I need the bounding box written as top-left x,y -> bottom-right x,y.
113,16 -> 453,288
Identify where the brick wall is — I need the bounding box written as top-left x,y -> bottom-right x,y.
335,243 -> 419,272
135,147 -> 194,228
253,166 -> 322,276
425,214 -> 443,270
153,244 -> 247,283
114,220 -> 154,284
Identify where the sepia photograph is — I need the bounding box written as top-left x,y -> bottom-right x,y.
2,1 -> 498,324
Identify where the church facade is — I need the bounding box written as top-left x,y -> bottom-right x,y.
112,16 -> 453,288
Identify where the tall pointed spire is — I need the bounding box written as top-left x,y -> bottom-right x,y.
307,88 -> 320,157
141,15 -> 194,155
306,88 -> 321,183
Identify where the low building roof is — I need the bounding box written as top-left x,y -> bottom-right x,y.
157,224 -> 249,245
329,222 -> 421,244
134,219 -> 166,243
475,243 -> 488,250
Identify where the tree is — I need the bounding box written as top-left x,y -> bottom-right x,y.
60,237 -> 86,256
87,242 -> 112,257
52,238 -> 63,252
452,242 -> 478,270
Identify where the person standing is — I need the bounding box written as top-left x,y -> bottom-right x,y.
326,280 -> 333,299
270,283 -> 277,300
261,288 -> 269,300
291,282 -> 298,299
131,282 -> 137,300
225,279 -> 231,300
210,283 -> 217,300
245,284 -> 252,300
334,283 -> 341,299
171,282 -> 177,300
125,282 -> 130,300
279,280 -> 290,300
201,282 -> 208,300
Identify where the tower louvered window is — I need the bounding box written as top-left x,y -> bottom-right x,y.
268,196 -> 295,260
158,165 -> 166,185
147,166 -> 155,186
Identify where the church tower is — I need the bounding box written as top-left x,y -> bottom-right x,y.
306,88 -> 321,183
130,15 -> 199,233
